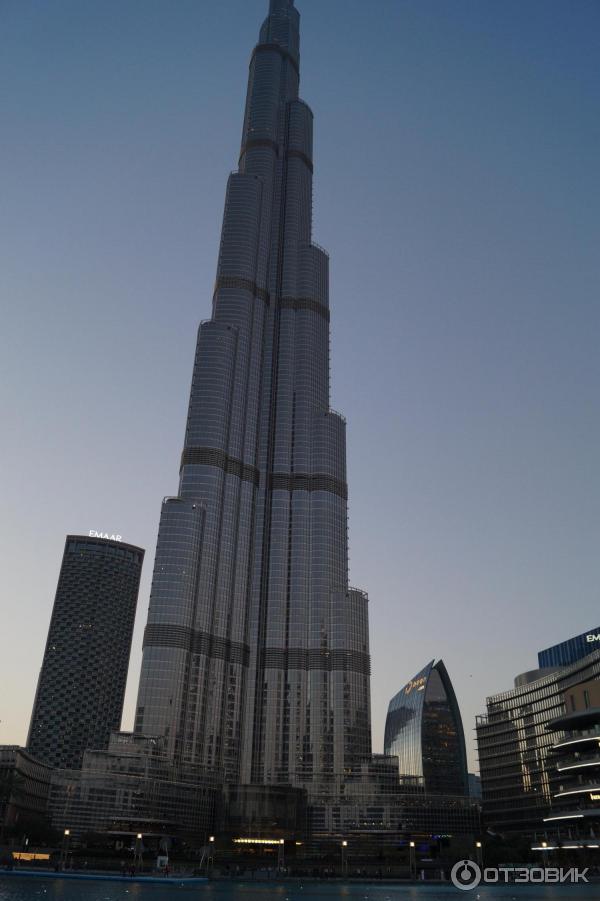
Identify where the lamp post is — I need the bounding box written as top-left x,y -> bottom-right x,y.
61,829 -> 70,870
278,838 -> 285,871
134,833 -> 144,872
475,841 -> 483,868
208,835 -> 215,873
341,840 -> 348,877
409,841 -> 416,879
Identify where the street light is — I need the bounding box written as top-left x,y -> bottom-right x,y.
134,833 -> 144,871
475,841 -> 483,867
341,840 -> 348,877
61,829 -> 70,869
409,841 -> 416,879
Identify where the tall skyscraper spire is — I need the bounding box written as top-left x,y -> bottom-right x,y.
135,0 -> 371,790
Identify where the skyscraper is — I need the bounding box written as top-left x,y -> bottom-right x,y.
384,660 -> 469,796
28,534 -> 144,770
135,0 -> 372,790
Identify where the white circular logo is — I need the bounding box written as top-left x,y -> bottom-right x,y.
451,859 -> 482,891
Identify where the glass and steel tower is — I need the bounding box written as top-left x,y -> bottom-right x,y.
135,0 -> 371,788
27,535 -> 144,770
384,660 -> 468,796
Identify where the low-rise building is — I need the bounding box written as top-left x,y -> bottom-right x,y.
48,732 -> 221,851
0,746 -> 52,843
476,648 -> 600,838
532,679 -> 600,852
305,756 -> 480,861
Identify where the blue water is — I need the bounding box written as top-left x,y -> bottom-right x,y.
0,877 -> 598,901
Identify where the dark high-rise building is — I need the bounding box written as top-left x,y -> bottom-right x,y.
134,0 -> 371,792
383,660 -> 469,796
538,627 -> 600,669
27,534 -> 144,770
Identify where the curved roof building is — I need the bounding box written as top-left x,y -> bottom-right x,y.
384,659 -> 468,796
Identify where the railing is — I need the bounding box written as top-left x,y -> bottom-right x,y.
554,781 -> 600,799
557,751 -> 600,772
554,726 -> 600,749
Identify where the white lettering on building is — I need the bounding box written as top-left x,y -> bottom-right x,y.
89,530 -> 122,542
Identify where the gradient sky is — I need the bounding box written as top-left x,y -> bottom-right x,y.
1,0 -> 599,771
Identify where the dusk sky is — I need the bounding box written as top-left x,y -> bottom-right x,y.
2,0 -> 599,770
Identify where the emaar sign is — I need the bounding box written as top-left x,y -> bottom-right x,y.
586,634 -> 600,643
89,530 -> 122,542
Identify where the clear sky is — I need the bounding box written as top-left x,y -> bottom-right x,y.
1,0 -> 599,771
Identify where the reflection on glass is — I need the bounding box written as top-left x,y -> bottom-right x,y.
384,660 -> 468,796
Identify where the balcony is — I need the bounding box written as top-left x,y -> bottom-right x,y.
557,751 -> 600,773
553,727 -> 600,750
554,782 -> 600,800
544,808 -> 600,824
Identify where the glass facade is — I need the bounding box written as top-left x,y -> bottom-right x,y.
218,784 -> 306,840
306,757 -> 479,851
134,0 -> 372,792
384,661 -> 468,796
538,627 -> 600,669
476,649 -> 600,837
48,733 -> 220,844
27,535 -> 144,770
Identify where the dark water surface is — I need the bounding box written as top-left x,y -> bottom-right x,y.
0,876 -> 598,901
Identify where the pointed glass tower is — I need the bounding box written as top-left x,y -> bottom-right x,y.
135,0 -> 372,790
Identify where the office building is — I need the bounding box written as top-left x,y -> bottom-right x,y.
0,746 -> 52,843
476,648 -> 600,837
468,773 -> 482,800
134,0 -> 371,798
532,678 -> 600,851
384,660 -> 468,796
27,534 -> 144,770
538,627 -> 600,670
305,755 -> 479,855
48,733 -> 220,847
